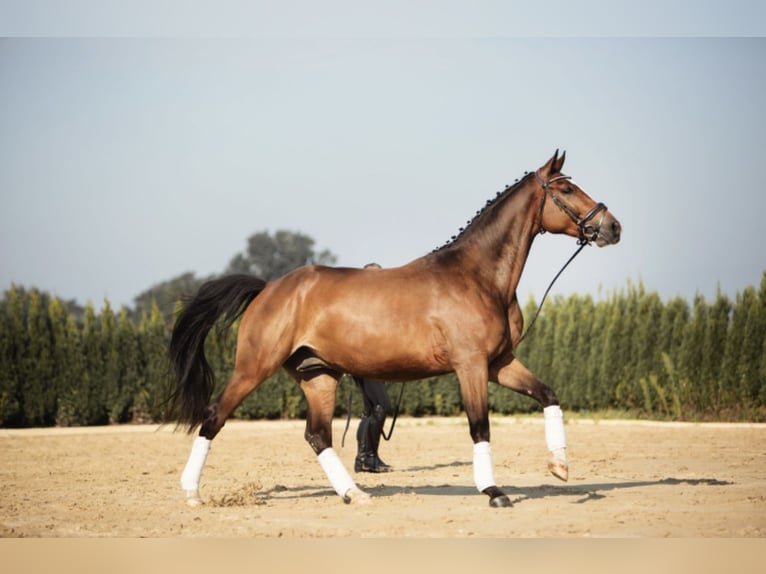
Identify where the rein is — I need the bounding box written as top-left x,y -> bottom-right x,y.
516,241 -> 586,345
517,170 -> 607,345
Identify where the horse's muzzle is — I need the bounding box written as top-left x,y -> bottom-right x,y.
594,215 -> 621,247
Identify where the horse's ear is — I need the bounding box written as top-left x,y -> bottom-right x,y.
542,149 -> 565,175
555,150 -> 566,172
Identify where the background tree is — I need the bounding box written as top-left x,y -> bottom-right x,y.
133,230 -> 338,322
759,272 -> 766,406
132,271 -> 208,325
601,293 -> 628,408
0,286 -> 24,425
49,297 -> 85,426
677,294 -> 708,410
583,298 -> 611,409
137,302 -> 171,422
656,297 -> 690,386
80,302 -> 107,425
108,307 -> 141,423
23,290 -> 56,425
568,294 -> 596,410
631,289 -> 664,412
702,290 -> 732,411
226,230 -> 337,280
724,285 -> 765,408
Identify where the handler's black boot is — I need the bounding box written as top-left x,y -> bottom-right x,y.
354,405 -> 391,473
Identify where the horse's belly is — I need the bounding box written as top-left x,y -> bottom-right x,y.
306,323 -> 449,380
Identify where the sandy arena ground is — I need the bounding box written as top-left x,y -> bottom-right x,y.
1,416 -> 764,538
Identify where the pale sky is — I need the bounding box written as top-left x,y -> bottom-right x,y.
1,3 -> 765,308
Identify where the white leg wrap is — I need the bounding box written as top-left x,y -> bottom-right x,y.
180,436 -> 211,491
472,441 -> 496,493
544,405 -> 567,454
317,448 -> 356,499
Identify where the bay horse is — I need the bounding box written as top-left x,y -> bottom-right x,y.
169,150 -> 621,508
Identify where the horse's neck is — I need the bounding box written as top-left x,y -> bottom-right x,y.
456,182 -> 541,302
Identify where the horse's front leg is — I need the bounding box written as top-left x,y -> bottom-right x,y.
456,361 -> 512,508
295,371 -> 370,505
489,353 -> 569,482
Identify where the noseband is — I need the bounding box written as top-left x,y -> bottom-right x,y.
535,171 -> 608,245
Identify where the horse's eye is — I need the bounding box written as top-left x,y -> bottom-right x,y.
562,186 -> 574,195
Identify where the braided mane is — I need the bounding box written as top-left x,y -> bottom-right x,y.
431,171 -> 532,252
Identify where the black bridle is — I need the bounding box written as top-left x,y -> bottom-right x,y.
535,170 -> 608,245
517,171 -> 609,345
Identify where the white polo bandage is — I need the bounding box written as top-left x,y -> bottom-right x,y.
317,448 -> 356,498
180,436 -> 211,491
543,405 -> 567,452
472,441 -> 496,493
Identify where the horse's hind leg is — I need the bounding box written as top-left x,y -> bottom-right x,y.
489,353 -> 569,482
294,370 -> 370,505
180,368 -> 271,506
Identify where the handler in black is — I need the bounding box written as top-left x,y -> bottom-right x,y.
353,262 -> 392,473
353,373 -> 392,473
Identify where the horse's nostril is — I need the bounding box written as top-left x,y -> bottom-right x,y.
612,221 -> 622,238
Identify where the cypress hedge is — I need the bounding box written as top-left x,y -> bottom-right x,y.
1,272 -> 764,427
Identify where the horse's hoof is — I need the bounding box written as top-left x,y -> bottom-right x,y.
489,494 -> 512,508
343,487 -> 372,505
548,460 -> 569,482
482,486 -> 512,508
185,490 -> 205,507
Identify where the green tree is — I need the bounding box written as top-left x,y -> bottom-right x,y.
99,301 -> 121,423
0,286 -> 24,425
49,297 -> 86,426
548,295 -> 573,406
678,294 -> 708,411
81,302 -> 108,425
106,307 -> 141,423
759,328 -> 766,409
759,272 -> 766,409
631,289 -> 664,413
132,272 -> 207,325
584,298 -> 611,409
226,229 -> 337,280
137,302 -> 171,422
702,290 -> 732,411
656,297 -> 690,386
615,282 -> 642,407
21,291 -> 56,425
603,292 -> 630,408
724,286 -> 765,407
566,294 -> 595,410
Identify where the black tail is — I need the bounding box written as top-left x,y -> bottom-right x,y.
168,274 -> 266,432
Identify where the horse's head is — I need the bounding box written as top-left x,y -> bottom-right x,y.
535,150 -> 621,247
